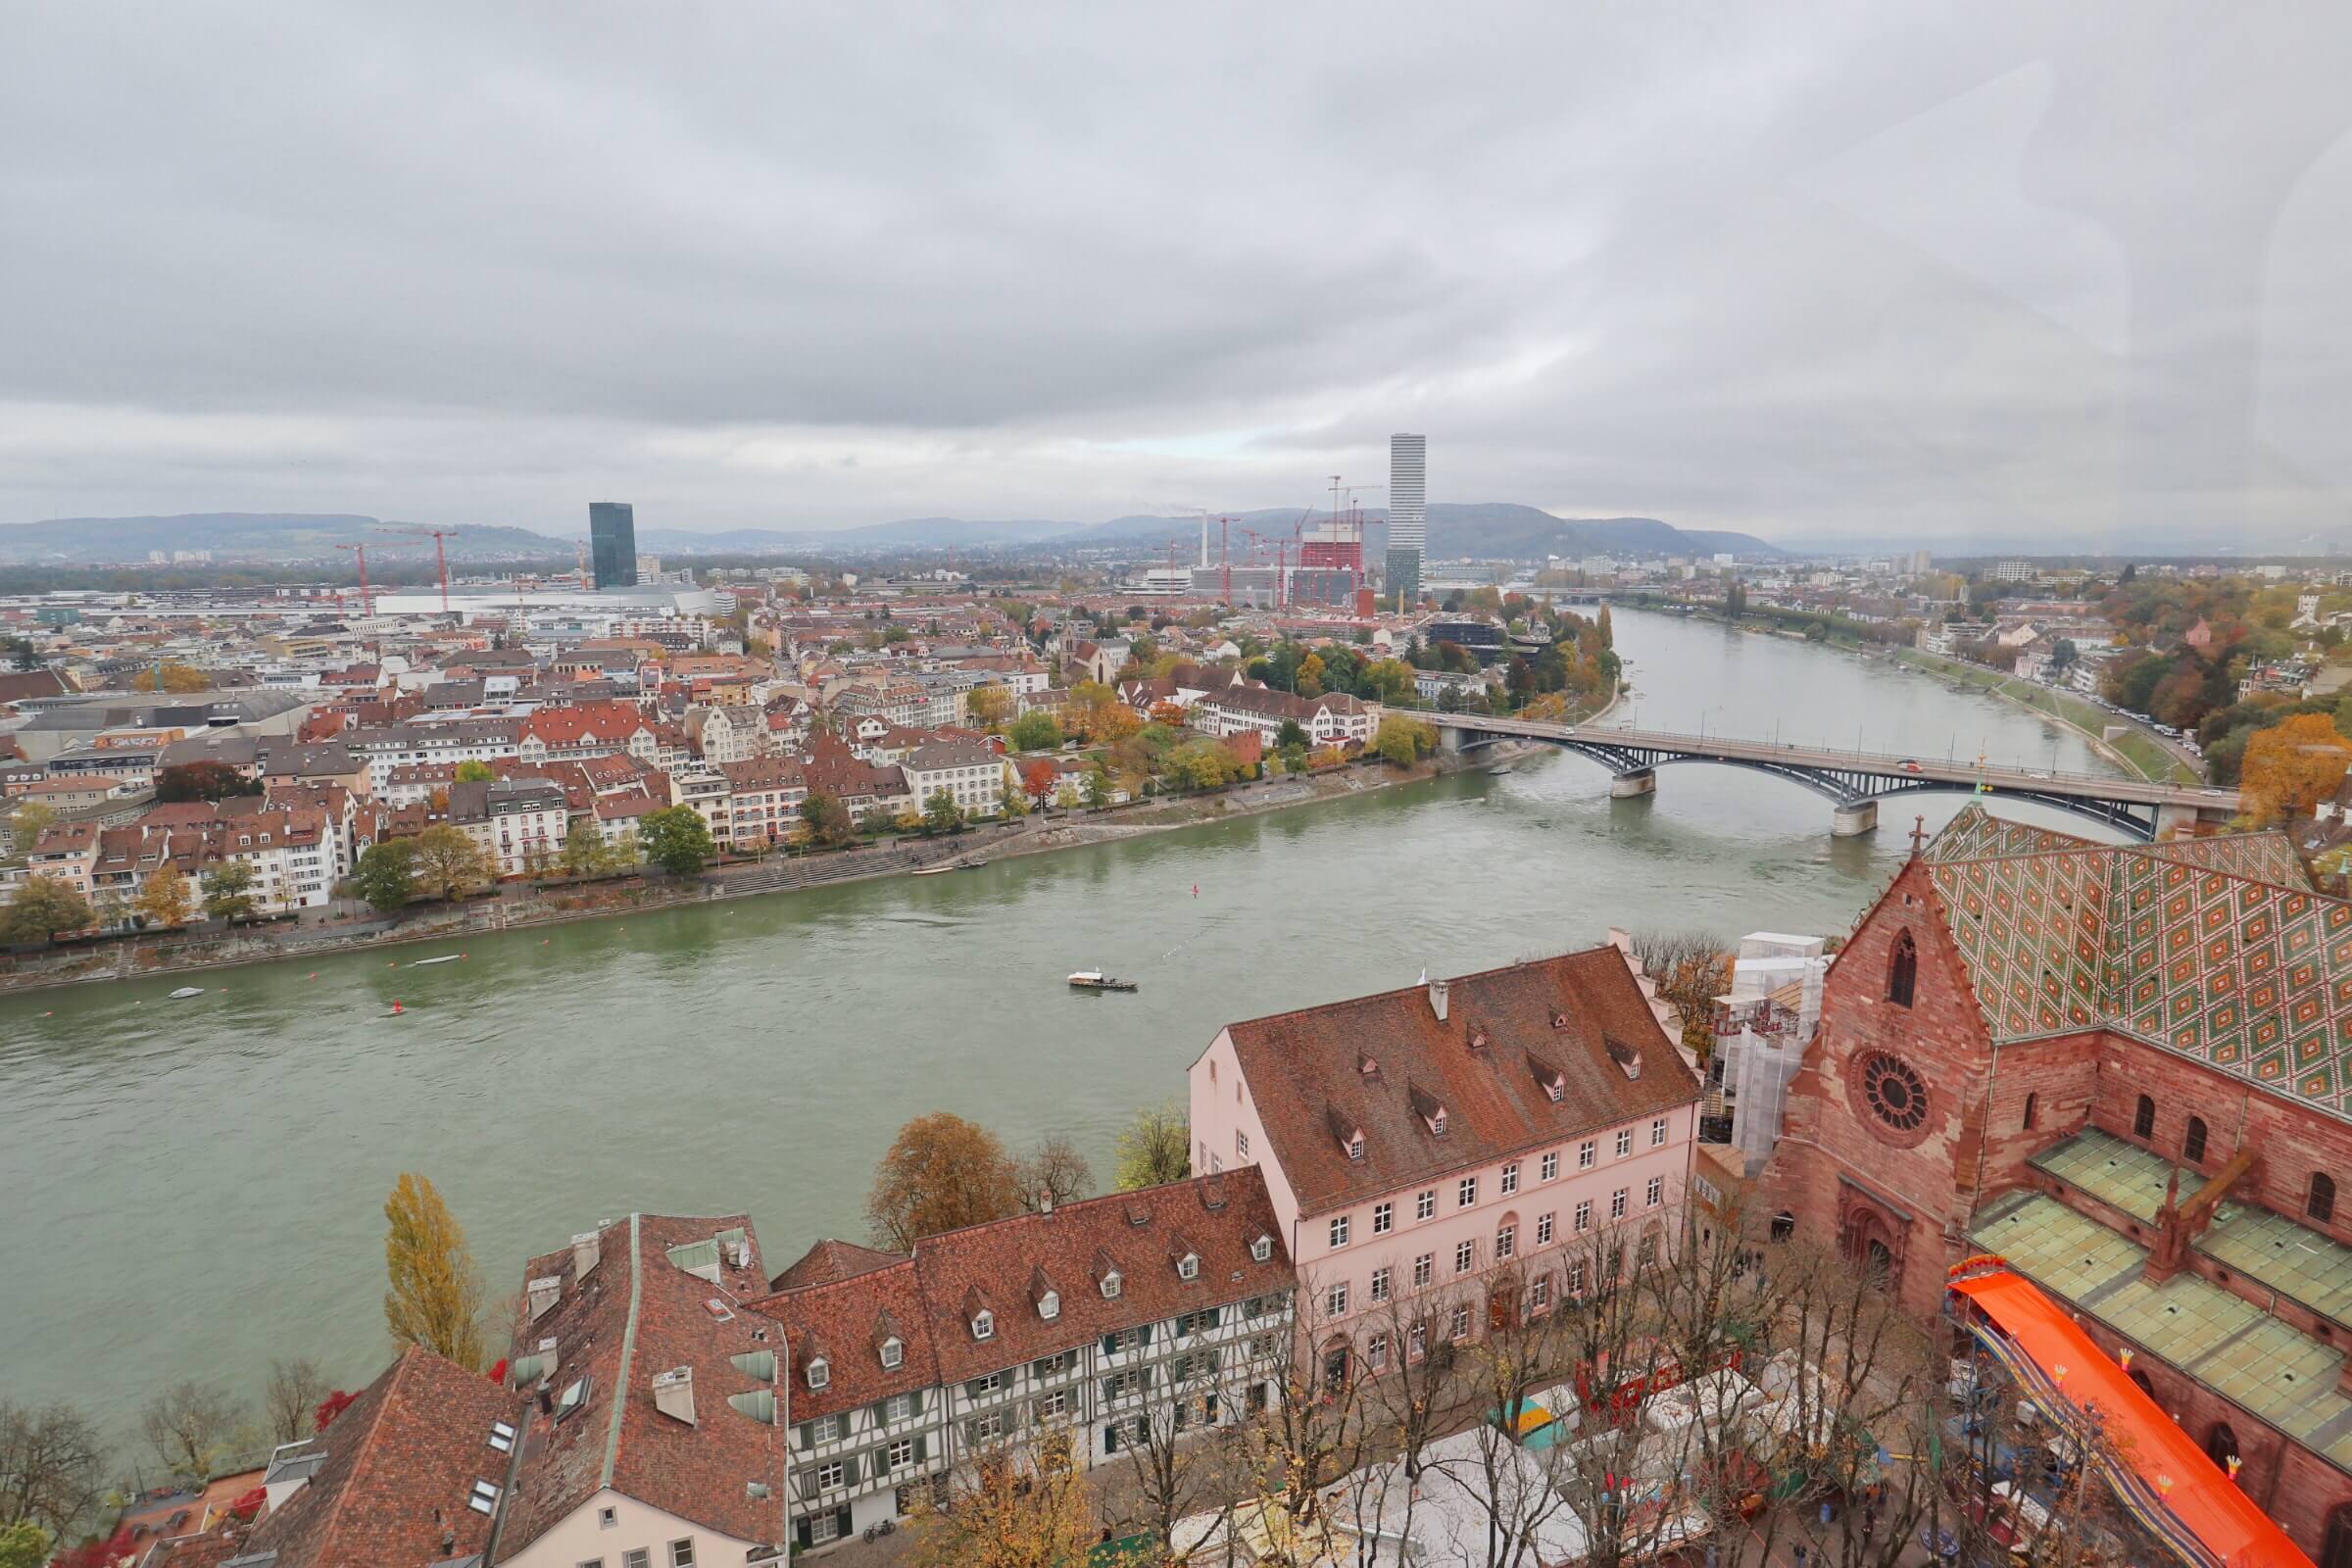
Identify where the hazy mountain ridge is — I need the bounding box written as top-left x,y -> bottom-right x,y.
0,505 -> 1783,564
0,513 -> 562,564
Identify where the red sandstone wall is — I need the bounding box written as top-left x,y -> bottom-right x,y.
2088,1039 -> 2352,1251
1763,859 -> 1998,1318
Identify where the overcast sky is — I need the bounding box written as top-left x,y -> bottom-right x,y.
3,3 -> 2348,548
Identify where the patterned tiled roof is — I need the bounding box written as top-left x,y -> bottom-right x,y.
1923,805 -> 2352,1118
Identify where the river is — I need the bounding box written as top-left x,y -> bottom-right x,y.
0,612 -> 2123,1442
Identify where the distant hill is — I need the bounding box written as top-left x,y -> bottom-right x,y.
5,504 -> 1782,565
0,513 -> 562,564
1053,504 -> 1782,561
635,517 -> 1082,553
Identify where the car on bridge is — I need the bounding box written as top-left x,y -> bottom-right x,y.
1896,759 -> 1923,773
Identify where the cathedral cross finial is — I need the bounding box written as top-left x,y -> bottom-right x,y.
1910,814 -> 1928,858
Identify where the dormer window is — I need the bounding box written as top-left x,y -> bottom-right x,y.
1250,1235 -> 1272,1263
1177,1254 -> 1200,1281
1346,1135 -> 1365,1161
1431,1110 -> 1447,1136
806,1357 -> 830,1391
1102,1271 -> 1123,1298
880,1338 -> 903,1370
1545,1078 -> 1564,1102
972,1310 -> 995,1341
1039,1291 -> 1060,1321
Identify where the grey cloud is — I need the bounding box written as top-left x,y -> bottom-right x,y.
1,2 -> 2347,545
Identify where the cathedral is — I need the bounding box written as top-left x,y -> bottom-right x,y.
1762,805 -> 2352,1559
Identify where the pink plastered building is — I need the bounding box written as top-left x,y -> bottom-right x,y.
1189,940 -> 1702,1383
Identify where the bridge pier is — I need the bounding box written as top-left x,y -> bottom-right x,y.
1832,800 -> 1879,838
1609,768 -> 1656,800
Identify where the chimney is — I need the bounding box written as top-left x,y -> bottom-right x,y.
527,1275 -> 563,1320
1428,977 -> 1449,1022
572,1231 -> 601,1278
652,1366 -> 696,1425
1040,1187 -> 1054,1215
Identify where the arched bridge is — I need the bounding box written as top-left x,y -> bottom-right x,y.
1434,716 -> 2238,841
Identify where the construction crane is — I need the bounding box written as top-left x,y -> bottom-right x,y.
377,525 -> 455,613
332,542 -> 373,617
573,538 -> 591,591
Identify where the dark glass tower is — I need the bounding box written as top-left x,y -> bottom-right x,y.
589,502 -> 638,589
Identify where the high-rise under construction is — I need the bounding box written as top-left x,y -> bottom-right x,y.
1385,433 -> 1425,607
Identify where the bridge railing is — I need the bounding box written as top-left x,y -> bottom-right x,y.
1467,717 -> 2230,798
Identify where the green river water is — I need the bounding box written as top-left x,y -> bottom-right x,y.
0,612 -> 2125,1440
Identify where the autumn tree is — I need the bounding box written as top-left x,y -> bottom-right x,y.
1013,1132 -> 1094,1212
453,760 -> 496,783
1112,1099 -> 1189,1190
1374,713 -> 1438,767
412,824 -> 497,900
1632,929 -> 1734,1056
138,1382 -> 248,1482
1018,759 -> 1058,809
965,684 -> 1014,730
560,821 -> 614,878
1163,738 -> 1246,792
7,803 -> 56,855
200,862 -> 260,922
0,1398 -> 108,1540
133,864 -> 195,928
263,1358 -> 331,1445
793,790 -> 851,849
131,662 -> 210,694
383,1172 -> 487,1371
906,1427 -> 1095,1568
2239,711 -> 2352,823
865,1112 -> 1023,1250
0,877 -> 95,945
351,839 -> 418,912
0,1520 -> 48,1568
921,790 -> 964,835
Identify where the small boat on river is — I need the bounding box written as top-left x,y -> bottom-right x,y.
1067,970 -> 1139,993
412,955 -> 463,966
167,986 -> 206,1000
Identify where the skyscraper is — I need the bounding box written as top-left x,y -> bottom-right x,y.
588,502 -> 638,589
1385,432 -> 1426,607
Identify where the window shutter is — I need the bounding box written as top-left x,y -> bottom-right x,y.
842,1453 -> 859,1487
870,1399 -> 889,1428
1101,1333 -> 1117,1356
908,1389 -> 923,1416
794,1519 -> 811,1551
1139,1322 -> 1153,1346
914,1433 -> 928,1464
794,1422 -> 811,1450
835,1505 -> 853,1539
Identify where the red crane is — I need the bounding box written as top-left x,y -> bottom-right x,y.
377,525 -> 455,612
332,542 -> 373,617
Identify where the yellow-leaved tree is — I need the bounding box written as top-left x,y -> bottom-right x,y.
2239,712 -> 2352,824
384,1172 -> 487,1370
134,864 -> 195,928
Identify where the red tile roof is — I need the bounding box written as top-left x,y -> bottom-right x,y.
1219,946 -> 1702,1214
241,1347 -> 518,1568
495,1214 -> 787,1562
766,1239 -> 906,1293
752,1171 -> 1288,1395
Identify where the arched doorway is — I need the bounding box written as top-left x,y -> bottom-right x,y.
2323,1503 -> 2352,1568
2205,1422 -> 2238,1468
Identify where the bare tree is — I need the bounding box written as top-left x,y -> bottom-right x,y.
139,1383 -> 247,1483
1104,1291 -> 1284,1555
1013,1133 -> 1095,1213
263,1358 -> 331,1446
0,1399 -> 107,1539
1630,930 -> 1733,1054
